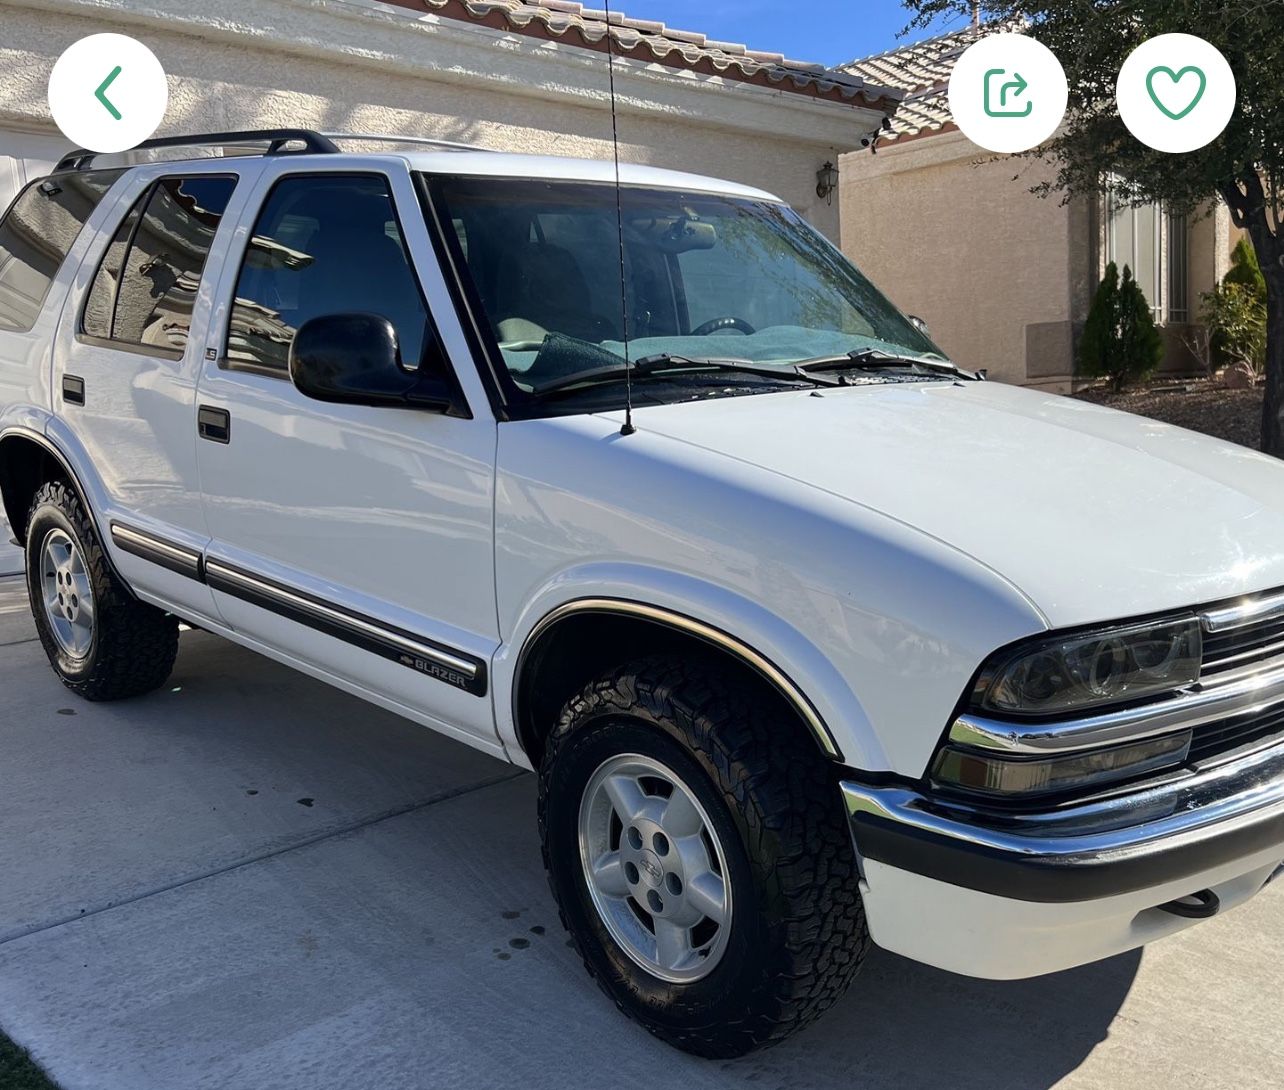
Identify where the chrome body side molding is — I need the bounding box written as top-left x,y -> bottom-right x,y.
100,518 -> 488,698
110,522 -> 203,581
204,558 -> 487,697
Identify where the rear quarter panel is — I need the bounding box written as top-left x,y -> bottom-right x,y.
0,172 -> 132,430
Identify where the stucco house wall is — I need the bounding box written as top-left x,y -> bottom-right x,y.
0,0 -> 894,242
840,129 -> 1090,386
841,127 -> 1236,387
841,24 -> 1241,390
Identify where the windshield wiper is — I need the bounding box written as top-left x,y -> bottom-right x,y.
797,348 -> 972,379
530,353 -> 838,396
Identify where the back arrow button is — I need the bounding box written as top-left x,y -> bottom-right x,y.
95,66 -> 122,120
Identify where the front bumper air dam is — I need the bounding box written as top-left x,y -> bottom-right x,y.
841,742 -> 1284,979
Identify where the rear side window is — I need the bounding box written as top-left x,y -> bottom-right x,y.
0,170 -> 123,333
225,174 -> 433,375
82,175 -> 237,357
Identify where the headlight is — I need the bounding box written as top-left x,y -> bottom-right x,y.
931,730 -> 1192,799
975,618 -> 1201,717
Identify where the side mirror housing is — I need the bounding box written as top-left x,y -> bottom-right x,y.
907,314 -> 931,338
288,313 -> 465,415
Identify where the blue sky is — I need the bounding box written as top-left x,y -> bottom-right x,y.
616,1 -> 966,66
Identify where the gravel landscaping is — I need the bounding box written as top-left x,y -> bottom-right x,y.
1072,381 -> 1266,451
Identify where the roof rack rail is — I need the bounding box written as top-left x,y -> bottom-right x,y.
54,129 -> 340,173
320,132 -> 495,153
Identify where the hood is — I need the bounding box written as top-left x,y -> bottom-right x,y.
611,380 -> 1284,628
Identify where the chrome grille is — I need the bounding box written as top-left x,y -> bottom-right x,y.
1192,588 -> 1284,761
1202,613 -> 1284,677
1189,703 -> 1284,764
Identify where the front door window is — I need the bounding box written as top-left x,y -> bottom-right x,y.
225,174 -> 434,375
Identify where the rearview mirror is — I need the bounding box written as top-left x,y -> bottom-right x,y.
628,215 -> 717,254
288,313 -> 464,415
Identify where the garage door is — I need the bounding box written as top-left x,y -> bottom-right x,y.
0,130 -> 73,211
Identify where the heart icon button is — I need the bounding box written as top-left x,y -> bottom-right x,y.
1118,34 -> 1235,153
1146,65 -> 1207,120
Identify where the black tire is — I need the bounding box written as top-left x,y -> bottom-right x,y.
539,655 -> 869,1057
25,480 -> 179,700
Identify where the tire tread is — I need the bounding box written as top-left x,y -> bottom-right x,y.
538,654 -> 870,1057
26,480 -> 178,700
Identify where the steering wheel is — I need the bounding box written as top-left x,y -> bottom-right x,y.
691,316 -> 756,337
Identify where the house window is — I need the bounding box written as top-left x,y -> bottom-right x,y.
1168,214 -> 1189,322
1105,182 -> 1188,322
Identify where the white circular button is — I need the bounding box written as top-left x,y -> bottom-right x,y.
1116,34 -> 1236,154
948,33 -> 1068,154
48,34 -> 169,154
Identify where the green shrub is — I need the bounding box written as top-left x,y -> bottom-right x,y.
1079,262 -> 1164,389
1117,264 -> 1165,386
1078,261 -> 1121,380
1201,281 -> 1267,372
1206,239 -> 1268,370
1224,237 -> 1266,295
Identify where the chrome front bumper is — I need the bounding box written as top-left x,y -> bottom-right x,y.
842,738 -> 1284,903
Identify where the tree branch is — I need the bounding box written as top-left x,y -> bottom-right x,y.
1220,182 -> 1250,229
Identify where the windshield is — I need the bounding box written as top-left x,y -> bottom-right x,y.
427,176 -> 948,406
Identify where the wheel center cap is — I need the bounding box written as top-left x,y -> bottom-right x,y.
637,849 -> 664,888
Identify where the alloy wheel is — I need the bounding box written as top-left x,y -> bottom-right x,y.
578,752 -> 732,983
39,528 -> 95,659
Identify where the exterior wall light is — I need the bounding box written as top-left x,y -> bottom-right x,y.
816,160 -> 839,204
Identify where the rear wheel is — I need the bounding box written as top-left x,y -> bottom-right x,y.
25,481 -> 178,700
539,655 -> 869,1057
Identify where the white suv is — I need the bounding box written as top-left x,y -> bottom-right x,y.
2,130 -> 1283,1057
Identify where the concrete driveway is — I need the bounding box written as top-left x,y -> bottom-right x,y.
0,573 -> 1281,1090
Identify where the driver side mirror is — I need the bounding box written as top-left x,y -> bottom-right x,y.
288,313 -> 466,415
908,314 -> 931,338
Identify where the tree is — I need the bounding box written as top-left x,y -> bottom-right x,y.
903,1 -> 1284,454
1117,264 -> 1165,385
1078,261 -> 1120,379
1079,261 -> 1163,389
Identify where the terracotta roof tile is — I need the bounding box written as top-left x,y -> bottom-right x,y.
841,20 -> 1021,141
377,0 -> 903,110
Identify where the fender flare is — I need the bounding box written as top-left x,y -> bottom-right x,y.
513,596 -> 842,760
0,425 -> 133,594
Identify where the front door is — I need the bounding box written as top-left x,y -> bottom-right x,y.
194,162 -> 499,748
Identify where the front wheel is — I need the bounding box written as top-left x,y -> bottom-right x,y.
539,656 -> 869,1057
25,481 -> 179,700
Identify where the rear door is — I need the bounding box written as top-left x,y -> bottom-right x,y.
194,159 -> 501,749
51,163 -> 255,619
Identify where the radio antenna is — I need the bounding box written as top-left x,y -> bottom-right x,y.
602,0 -> 636,436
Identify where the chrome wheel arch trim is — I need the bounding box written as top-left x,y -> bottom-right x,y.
515,597 -> 841,759
0,425 -> 134,595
